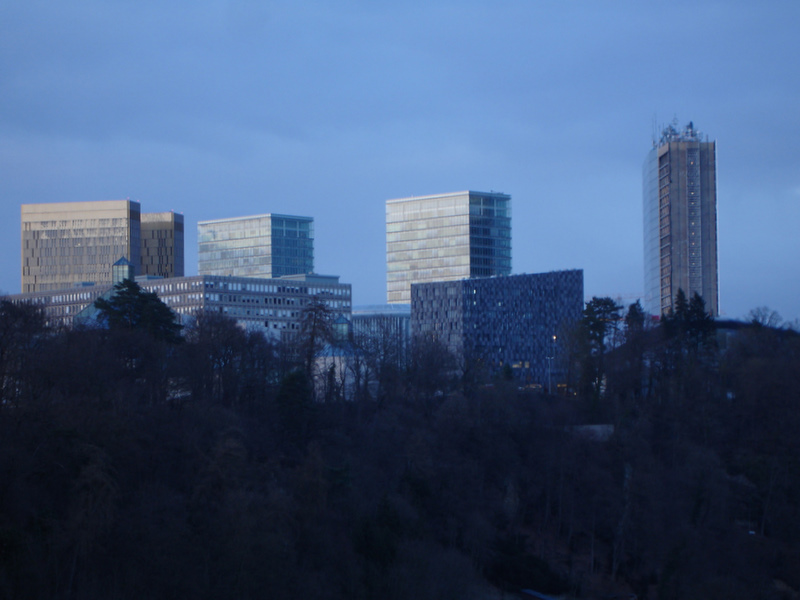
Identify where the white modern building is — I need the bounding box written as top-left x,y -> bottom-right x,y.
386,191 -> 511,304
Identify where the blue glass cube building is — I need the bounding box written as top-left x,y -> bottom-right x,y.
198,214 -> 314,279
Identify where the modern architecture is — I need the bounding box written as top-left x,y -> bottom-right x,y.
643,122 -> 718,317
386,191 -> 511,304
7,273 -> 351,337
198,214 -> 314,279
411,269 -> 583,385
350,304 -> 412,355
140,212 -> 184,279
21,200 -> 142,293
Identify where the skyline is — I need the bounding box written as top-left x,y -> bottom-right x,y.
2,1 -> 799,322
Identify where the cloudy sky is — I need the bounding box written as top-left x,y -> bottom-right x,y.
2,1 -> 799,321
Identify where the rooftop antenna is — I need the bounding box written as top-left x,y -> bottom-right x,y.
651,113 -> 658,147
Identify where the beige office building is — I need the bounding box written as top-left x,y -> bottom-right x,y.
21,200 -> 142,293
21,200 -> 184,293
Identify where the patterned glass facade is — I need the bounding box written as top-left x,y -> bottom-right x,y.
21,200 -> 141,293
386,191 -> 511,304
643,123 -> 718,317
411,270 -> 583,385
197,214 -> 314,279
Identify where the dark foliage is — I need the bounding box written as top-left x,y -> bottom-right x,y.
94,279 -> 183,343
0,300 -> 799,598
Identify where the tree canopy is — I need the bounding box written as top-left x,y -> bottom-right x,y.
94,279 -> 182,343
3,289 -> 800,599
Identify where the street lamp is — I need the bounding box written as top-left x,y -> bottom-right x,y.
547,334 -> 557,395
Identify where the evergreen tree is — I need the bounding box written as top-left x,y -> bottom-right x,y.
577,296 -> 622,404
94,279 -> 182,343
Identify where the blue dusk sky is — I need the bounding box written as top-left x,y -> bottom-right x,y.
2,1 -> 799,322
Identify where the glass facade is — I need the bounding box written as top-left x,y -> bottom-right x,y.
386,191 -> 511,304
198,214 -> 314,278
643,124 -> 718,317
21,200 -> 142,293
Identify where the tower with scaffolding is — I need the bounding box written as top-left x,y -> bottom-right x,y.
643,121 -> 719,317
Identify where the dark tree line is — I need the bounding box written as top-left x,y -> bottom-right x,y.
1,287 -> 800,599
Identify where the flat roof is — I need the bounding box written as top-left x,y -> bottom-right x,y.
386,190 -> 510,204
197,213 -> 313,225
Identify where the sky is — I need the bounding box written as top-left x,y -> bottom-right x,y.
2,1 -> 799,323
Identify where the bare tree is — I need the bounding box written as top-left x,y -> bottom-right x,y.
747,306 -> 783,329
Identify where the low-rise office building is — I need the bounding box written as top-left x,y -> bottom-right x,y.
6,273 -> 351,337
146,273 -> 350,336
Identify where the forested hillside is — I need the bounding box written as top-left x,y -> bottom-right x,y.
1,292 -> 799,599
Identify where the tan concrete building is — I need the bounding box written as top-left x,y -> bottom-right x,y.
21,200 -> 142,293
21,201 -> 185,293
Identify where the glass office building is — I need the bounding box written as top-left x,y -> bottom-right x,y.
643,123 -> 718,317
198,214 -> 314,279
386,191 -> 511,304
21,200 -> 142,293
411,270 -> 583,385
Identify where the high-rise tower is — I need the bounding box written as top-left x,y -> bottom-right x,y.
643,122 -> 718,317
386,191 -> 511,304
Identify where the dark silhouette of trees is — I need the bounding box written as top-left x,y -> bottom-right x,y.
2,292 -> 800,599
353,320 -> 408,405
408,334 -> 456,403
748,305 -> 784,328
181,311 -> 248,407
94,279 -> 183,343
575,296 -> 622,410
297,296 -> 334,377
0,300 -> 48,408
